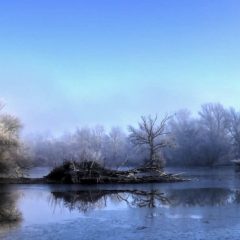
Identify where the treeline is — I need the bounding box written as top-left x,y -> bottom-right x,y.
1,101 -> 240,176
166,103 -> 240,166
29,103 -> 240,168
29,126 -> 147,168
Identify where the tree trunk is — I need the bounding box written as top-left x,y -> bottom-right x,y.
149,144 -> 155,166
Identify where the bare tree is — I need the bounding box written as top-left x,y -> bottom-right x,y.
199,103 -> 228,135
128,115 -> 172,167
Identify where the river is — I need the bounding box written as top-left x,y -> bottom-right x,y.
1,167 -> 240,239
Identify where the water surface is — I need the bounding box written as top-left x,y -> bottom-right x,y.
1,167 -> 240,240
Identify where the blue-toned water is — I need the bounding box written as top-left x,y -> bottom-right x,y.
1,167 -> 240,240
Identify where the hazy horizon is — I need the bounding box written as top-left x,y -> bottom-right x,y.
1,0 -> 240,135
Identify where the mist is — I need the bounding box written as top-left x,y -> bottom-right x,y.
1,1 -> 240,240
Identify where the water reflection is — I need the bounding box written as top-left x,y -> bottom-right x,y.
51,190 -> 170,213
166,188 -> 240,207
0,191 -> 21,234
50,188 -> 240,213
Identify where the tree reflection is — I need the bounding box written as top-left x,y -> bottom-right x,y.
131,190 -> 169,208
51,191 -> 108,213
51,190 -> 169,213
165,188 -> 237,207
0,191 -> 21,233
50,188 -> 240,213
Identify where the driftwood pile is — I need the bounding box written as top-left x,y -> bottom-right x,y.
46,161 -> 185,184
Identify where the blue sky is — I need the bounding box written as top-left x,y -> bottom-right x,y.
0,0 -> 240,134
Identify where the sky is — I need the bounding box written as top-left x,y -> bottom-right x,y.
0,0 -> 240,135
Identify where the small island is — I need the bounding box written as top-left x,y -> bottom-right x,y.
0,161 -> 185,184
45,161 -> 185,184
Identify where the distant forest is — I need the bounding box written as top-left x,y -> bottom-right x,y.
1,101 -> 240,176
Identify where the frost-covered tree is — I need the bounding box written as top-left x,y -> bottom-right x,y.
0,102 -> 28,175
103,127 -> 129,167
167,104 -> 231,166
128,115 -> 172,167
71,126 -> 106,164
198,103 -> 230,165
166,110 -> 201,165
226,108 -> 240,158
